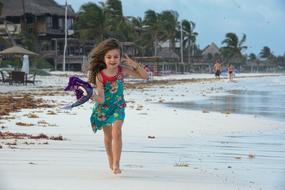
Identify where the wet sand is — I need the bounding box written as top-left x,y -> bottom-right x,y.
163,89 -> 285,122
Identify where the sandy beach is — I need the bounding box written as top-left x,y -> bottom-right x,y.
0,72 -> 285,190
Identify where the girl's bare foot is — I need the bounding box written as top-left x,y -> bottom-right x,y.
108,158 -> 113,171
109,163 -> 113,171
113,167 -> 121,174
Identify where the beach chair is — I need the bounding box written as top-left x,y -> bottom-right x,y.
26,72 -> 37,85
10,71 -> 26,85
0,70 -> 11,84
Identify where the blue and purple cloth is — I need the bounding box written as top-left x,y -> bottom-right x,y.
62,76 -> 93,109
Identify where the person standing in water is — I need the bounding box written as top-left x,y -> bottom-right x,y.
227,63 -> 235,81
213,60 -> 222,79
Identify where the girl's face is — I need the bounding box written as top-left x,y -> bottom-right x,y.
104,49 -> 120,69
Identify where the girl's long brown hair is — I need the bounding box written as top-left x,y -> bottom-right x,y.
88,38 -> 122,85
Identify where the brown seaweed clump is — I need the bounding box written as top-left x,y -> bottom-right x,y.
0,94 -> 54,117
0,131 -> 65,141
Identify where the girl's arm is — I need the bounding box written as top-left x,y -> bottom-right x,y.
121,54 -> 148,80
90,74 -> 105,104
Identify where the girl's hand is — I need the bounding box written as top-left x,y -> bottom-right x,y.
90,94 -> 97,102
122,54 -> 138,68
121,54 -> 148,80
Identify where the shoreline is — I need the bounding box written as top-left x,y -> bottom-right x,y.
0,73 -> 283,117
0,72 -> 284,93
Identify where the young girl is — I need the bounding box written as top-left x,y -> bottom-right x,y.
88,38 -> 148,174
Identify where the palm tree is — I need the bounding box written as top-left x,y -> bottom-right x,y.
160,10 -> 179,50
129,16 -> 143,30
142,9 -> 162,56
75,0 -> 129,43
143,9 -> 183,56
127,16 -> 150,56
181,19 -> 198,64
75,2 -> 105,43
181,20 -> 197,43
259,46 -> 272,59
105,0 -> 123,17
104,0 -> 127,40
16,32 -> 37,51
248,53 -> 257,61
221,32 -> 247,64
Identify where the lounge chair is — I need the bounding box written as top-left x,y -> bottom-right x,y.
26,72 -> 37,85
10,71 -> 26,85
0,71 -> 11,84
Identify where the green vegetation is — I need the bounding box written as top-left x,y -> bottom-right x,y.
16,32 -> 37,52
73,0 -> 284,68
30,57 -> 53,70
74,0 -> 199,57
221,33 -> 247,65
1,0 -> 284,71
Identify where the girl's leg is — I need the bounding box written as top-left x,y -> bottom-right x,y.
103,125 -> 113,170
112,120 -> 123,174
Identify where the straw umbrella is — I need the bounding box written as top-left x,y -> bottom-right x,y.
0,46 -> 39,71
0,46 -> 38,56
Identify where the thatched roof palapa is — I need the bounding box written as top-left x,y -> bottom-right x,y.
0,0 -> 76,18
157,48 -> 179,60
0,45 -> 38,56
202,42 -> 220,56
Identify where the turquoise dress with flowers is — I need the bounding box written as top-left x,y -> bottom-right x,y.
90,66 -> 126,133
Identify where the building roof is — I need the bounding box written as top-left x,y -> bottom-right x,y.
0,0 -> 76,18
202,42 -> 220,56
157,48 -> 179,60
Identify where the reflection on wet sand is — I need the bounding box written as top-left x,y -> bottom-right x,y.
163,89 -> 285,122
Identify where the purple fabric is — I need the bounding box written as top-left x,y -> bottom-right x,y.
64,76 -> 93,100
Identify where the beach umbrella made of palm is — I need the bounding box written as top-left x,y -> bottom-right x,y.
0,46 -> 38,56
0,46 -> 39,70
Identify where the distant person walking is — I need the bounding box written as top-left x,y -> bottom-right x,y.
144,65 -> 153,80
88,38 -> 148,174
213,60 -> 222,79
227,64 -> 235,81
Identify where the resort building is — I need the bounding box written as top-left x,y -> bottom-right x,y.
0,0 -> 92,71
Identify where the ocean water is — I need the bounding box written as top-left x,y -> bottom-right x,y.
164,76 -> 285,123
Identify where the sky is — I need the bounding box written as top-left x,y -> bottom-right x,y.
55,0 -> 285,56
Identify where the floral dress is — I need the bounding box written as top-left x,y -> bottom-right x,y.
90,66 -> 126,133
